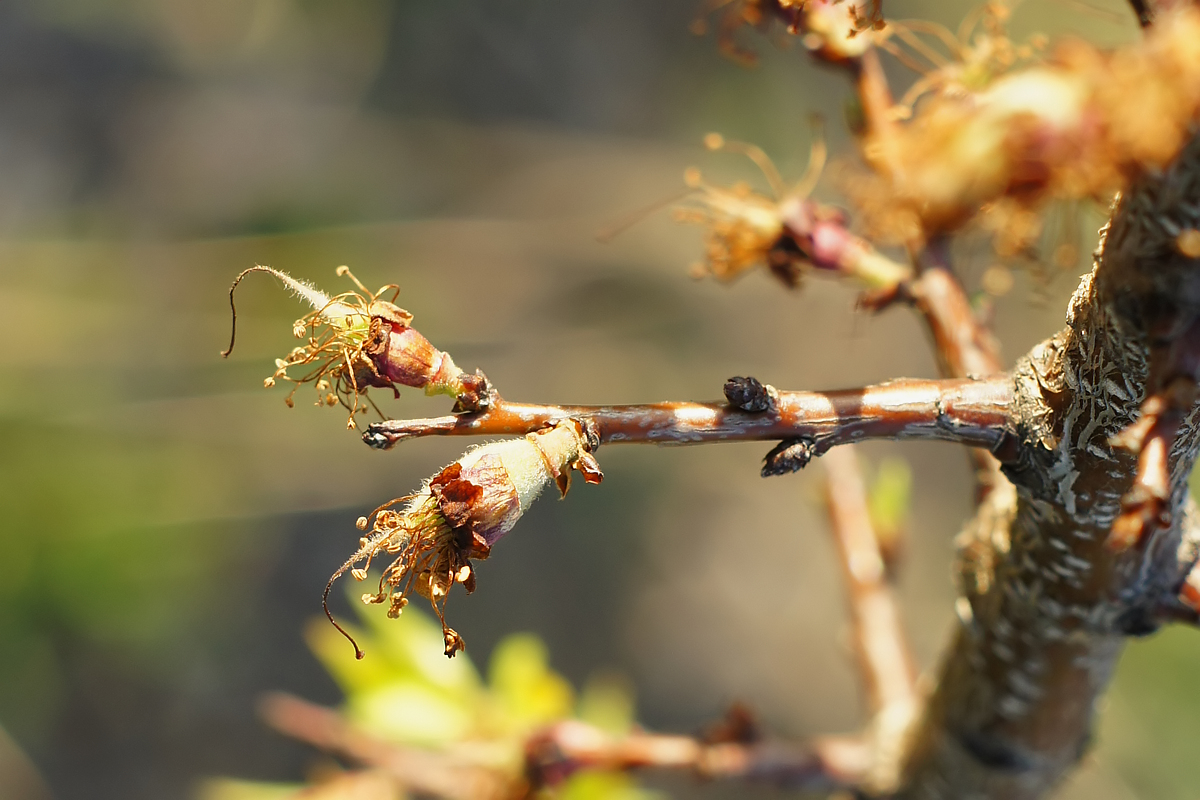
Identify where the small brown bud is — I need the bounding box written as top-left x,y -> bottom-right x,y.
762,438 -> 816,476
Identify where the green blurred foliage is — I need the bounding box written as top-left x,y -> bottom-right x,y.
866,456 -> 912,542
309,605 -> 631,748
1100,601 -> 1200,798
214,606 -> 646,798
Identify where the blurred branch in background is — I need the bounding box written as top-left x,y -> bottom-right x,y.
0,723 -> 54,800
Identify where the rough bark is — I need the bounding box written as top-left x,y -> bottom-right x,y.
895,134 -> 1200,799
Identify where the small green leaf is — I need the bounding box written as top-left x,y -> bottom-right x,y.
346,683 -> 474,746
488,633 -> 574,732
558,769 -> 665,800
195,778 -> 302,800
305,604 -> 481,700
577,672 -> 635,736
867,456 -> 912,541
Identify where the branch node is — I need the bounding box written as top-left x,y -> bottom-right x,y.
451,370 -> 494,414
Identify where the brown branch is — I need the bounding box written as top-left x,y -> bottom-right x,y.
1129,0 -> 1154,26
524,720 -> 870,793
1156,499 -> 1200,624
905,246 -> 1007,498
823,448 -> 917,717
897,131 -> 1200,800
259,692 -> 505,800
362,378 -> 1016,463
906,242 -> 1002,380
262,691 -> 871,797
1109,315 -> 1200,549
1109,390 -> 1181,550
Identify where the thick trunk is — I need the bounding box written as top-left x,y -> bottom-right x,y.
896,135 -> 1200,798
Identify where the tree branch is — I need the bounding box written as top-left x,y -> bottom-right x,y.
898,131 -> 1200,800
259,693 -> 502,800
524,720 -> 870,793
362,378 -> 1016,465
823,448 -> 917,718
1129,0 -> 1154,26
262,692 -> 873,798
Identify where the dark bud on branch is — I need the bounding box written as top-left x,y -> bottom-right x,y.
724,376 -> 774,412
762,438 -> 817,477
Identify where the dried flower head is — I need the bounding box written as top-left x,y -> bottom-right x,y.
848,4 -> 1200,251
879,0 -> 1048,121
325,419 -> 603,659
673,130 -> 825,286
692,0 -> 878,67
222,265 -> 490,427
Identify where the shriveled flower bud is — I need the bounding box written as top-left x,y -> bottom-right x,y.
697,0 -> 877,67
673,132 -> 906,290
222,265 -> 491,427
325,419 -> 603,659
672,133 -> 806,285
360,315 -> 491,414
674,166 -> 787,284
848,4 -> 1200,251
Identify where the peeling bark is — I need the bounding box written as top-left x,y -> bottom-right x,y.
896,134 -> 1200,800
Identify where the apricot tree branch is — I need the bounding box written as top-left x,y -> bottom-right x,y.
362,377 -> 1016,462
1129,0 -> 1154,26
524,720 -> 870,793
823,448 -> 917,717
261,692 -> 873,797
904,245 -> 1007,497
259,693 -> 501,800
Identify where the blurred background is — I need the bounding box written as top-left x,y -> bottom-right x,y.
0,0 -> 1193,798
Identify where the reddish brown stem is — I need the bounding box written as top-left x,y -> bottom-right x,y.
263,691 -> 871,797
363,378 -> 1015,458
525,720 -> 870,793
1110,388 -> 1188,550
1129,0 -> 1153,26
907,266 -> 1002,380
823,448 -> 917,717
260,693 -> 504,800
906,247 -> 1006,498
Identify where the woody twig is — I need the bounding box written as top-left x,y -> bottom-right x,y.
363,377 -> 1015,458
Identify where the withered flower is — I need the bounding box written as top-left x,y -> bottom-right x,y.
692,0 -> 878,66
850,4 -> 1200,251
325,419 -> 603,659
674,132 -> 907,290
222,265 -> 490,427
674,132 -> 824,285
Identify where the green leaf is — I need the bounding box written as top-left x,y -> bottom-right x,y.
488,633 -> 574,732
346,682 -> 474,746
558,770 -> 665,800
577,672 -> 635,736
867,456 -> 911,540
305,604 -> 481,700
195,778 -> 302,800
